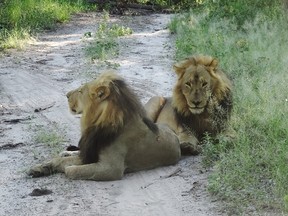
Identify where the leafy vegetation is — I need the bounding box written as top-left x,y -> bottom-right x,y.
0,0 -> 94,50
85,12 -> 132,61
169,1 -> 288,214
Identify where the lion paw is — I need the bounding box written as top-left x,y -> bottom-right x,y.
27,164 -> 53,178
180,142 -> 202,156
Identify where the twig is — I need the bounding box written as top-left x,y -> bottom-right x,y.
34,102 -> 55,112
160,167 -> 182,179
3,117 -> 31,124
87,0 -> 166,11
0,142 -> 24,150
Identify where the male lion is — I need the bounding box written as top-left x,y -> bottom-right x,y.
145,55 -> 233,155
28,71 -> 181,181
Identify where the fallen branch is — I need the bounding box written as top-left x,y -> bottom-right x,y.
87,0 -> 165,11
160,167 -> 182,179
126,3 -> 165,11
3,117 -> 31,124
0,142 -> 24,150
34,102 -> 55,112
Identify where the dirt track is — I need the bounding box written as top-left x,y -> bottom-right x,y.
0,13 -> 223,215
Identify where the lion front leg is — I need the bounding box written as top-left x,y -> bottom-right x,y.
178,131 -> 202,156
65,160 -> 125,181
28,156 -> 82,178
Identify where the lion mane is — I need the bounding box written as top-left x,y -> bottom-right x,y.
28,71 -> 180,181
77,73 -> 158,164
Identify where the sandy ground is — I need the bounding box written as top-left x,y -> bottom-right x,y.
0,13 -> 225,216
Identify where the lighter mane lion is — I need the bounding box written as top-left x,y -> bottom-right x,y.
145,55 -> 233,155
28,71 -> 180,181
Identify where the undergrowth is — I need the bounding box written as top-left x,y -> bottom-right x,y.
169,2 -> 288,214
0,0 -> 94,50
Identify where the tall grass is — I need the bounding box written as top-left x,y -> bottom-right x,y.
0,0 -> 93,50
169,6 -> 288,214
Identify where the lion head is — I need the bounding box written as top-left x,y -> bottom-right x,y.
66,71 -> 149,164
67,71 -> 146,133
67,87 -> 83,115
172,55 -> 232,117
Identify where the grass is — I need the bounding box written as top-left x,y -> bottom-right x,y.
85,11 -> 132,62
34,127 -> 65,156
169,6 -> 288,215
0,0 -> 94,50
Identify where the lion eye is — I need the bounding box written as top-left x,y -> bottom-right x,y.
185,82 -> 191,88
202,82 -> 208,87
98,90 -> 104,98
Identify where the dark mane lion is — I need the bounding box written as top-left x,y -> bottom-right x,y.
28,71 -> 180,181
78,76 -> 157,164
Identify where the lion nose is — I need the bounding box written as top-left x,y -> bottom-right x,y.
192,101 -> 201,106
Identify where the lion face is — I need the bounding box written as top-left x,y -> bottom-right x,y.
66,80 -> 110,115
67,72 -> 143,133
180,65 -> 212,114
172,55 -> 226,116
66,87 -> 83,114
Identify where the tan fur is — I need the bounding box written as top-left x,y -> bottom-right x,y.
28,71 -> 180,181
145,55 -> 233,155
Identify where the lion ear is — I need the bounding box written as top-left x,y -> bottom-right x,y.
173,63 -> 185,77
173,58 -> 197,77
208,58 -> 218,71
90,86 -> 110,101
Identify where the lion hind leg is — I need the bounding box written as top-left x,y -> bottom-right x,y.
65,161 -> 125,181
144,96 -> 166,122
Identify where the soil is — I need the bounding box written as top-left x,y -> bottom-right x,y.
0,13 -> 225,216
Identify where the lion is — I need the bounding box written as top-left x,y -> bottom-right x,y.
145,55 -> 233,155
28,71 -> 181,181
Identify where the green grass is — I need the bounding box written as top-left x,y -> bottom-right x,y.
169,5 -> 288,215
85,12 -> 132,61
34,128 -> 65,156
201,0 -> 283,27
0,0 -> 94,50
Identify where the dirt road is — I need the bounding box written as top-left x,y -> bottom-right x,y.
0,13 -> 223,216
